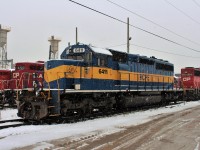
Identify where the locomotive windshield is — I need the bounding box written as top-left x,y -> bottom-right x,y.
67,55 -> 83,60
66,47 -> 85,60
30,65 -> 43,71
182,68 -> 194,77
0,72 -> 10,75
66,47 -> 92,64
67,53 -> 92,65
194,70 -> 200,76
182,73 -> 192,77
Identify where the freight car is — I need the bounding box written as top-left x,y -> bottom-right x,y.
181,67 -> 200,100
16,43 -> 183,120
0,61 -> 44,108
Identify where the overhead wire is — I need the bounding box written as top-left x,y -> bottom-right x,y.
164,0 -> 200,26
105,43 -> 127,48
192,0 -> 200,8
105,42 -> 200,58
130,44 -> 200,58
68,0 -> 200,53
106,0 -> 200,47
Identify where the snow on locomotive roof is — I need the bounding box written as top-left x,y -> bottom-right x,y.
89,46 -> 112,56
73,44 -> 172,64
48,59 -> 84,62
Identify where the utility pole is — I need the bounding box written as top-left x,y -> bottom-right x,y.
127,17 -> 131,53
76,27 -> 78,44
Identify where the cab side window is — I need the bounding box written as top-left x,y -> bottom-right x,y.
85,52 -> 92,64
97,57 -> 107,67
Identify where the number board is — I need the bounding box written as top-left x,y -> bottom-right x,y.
73,48 -> 85,53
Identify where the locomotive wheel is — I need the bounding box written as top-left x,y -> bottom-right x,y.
21,102 -> 35,119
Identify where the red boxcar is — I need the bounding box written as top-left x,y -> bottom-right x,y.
10,62 -> 44,90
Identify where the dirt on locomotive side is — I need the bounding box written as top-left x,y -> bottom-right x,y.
16,104 -> 200,150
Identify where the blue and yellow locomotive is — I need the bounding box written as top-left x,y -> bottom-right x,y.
17,43 -> 178,120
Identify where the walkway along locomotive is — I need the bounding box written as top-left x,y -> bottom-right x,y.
16,43 -> 183,120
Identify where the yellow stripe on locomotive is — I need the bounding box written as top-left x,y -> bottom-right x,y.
44,65 -> 173,84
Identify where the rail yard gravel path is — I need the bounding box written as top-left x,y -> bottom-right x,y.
17,105 -> 200,150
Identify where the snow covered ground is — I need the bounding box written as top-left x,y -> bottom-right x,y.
0,101 -> 200,150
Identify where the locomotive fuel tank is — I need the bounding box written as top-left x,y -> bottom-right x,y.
116,92 -> 162,108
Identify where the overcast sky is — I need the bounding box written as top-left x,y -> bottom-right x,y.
1,0 -> 200,73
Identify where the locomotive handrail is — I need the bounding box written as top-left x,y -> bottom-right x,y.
0,83 -> 5,106
47,81 -> 51,100
13,72 -> 32,101
27,72 -> 31,86
9,78 -> 18,89
168,76 -> 170,90
0,80 -> 2,91
0,80 -> 9,91
16,72 -> 26,89
16,72 -> 36,90
43,72 -> 51,100
119,71 -> 131,91
181,77 -> 186,95
56,72 -> 61,104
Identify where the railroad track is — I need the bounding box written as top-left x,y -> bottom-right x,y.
0,100 -> 187,128
0,119 -> 27,129
55,100 -> 185,124
0,105 -> 17,110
